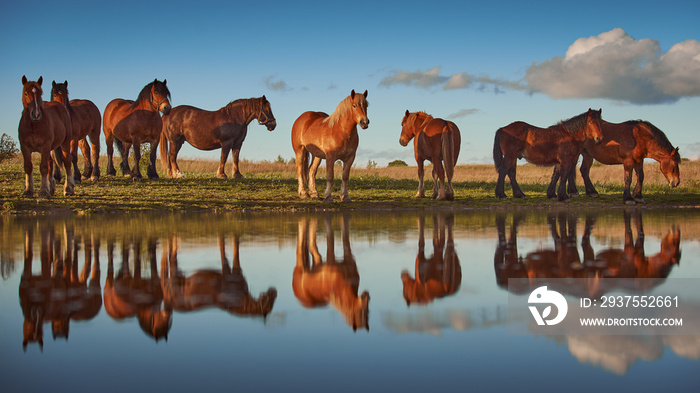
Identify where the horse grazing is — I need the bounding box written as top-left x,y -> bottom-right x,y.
293,216 -> 370,331
50,81 -> 102,182
550,120 -> 681,204
399,111 -> 461,200
103,79 -> 171,180
292,90 -> 369,203
401,214 -> 461,306
161,96 -> 276,179
18,76 -> 74,198
493,109 -> 603,201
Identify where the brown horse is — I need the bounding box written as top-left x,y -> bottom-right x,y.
550,120 -> 681,204
18,76 -> 74,198
50,80 -> 102,182
103,79 -> 171,180
160,234 -> 277,319
293,216 -> 370,331
292,90 -> 369,203
399,111 -> 461,200
103,236 -> 172,342
401,213 -> 461,306
493,109 -> 603,201
160,96 -> 276,179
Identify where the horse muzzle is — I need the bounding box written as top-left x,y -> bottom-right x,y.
399,137 -> 409,147
359,119 -> 370,129
670,178 -> 680,188
160,104 -> 172,116
594,136 -> 602,144
265,120 -> 277,131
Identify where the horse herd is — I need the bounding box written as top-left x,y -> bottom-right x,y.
18,76 -> 682,205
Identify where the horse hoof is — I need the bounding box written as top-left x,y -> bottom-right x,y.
634,197 -> 646,204
21,191 -> 33,198
323,196 -> 334,204
559,198 -> 570,203
233,172 -> 244,179
624,199 -> 636,205
175,171 -> 185,179
569,192 -> 579,198
341,195 -> 352,203
588,193 -> 600,198
446,194 -> 455,201
217,173 -> 227,179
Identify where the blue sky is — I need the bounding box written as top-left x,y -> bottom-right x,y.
2,0 -> 699,167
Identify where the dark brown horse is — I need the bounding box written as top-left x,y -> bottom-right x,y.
292,90 -> 369,203
293,215 -> 370,331
103,79 -> 171,180
160,96 -> 276,179
401,214 -> 461,306
50,81 -> 102,182
550,120 -> 681,204
399,111 -> 461,200
493,109 -> 603,201
160,234 -> 277,319
18,76 -> 74,198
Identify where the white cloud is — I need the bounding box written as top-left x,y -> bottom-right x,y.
379,66 -> 448,88
264,76 -> 291,91
448,108 -> 479,119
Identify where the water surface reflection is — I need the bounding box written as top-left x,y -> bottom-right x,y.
2,209 -> 698,391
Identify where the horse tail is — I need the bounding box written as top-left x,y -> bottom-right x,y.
441,123 -> 456,179
114,138 -> 125,158
493,128 -> 504,173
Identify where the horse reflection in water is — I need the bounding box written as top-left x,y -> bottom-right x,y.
103,237 -> 171,342
19,224 -> 102,351
401,213 -> 461,305
160,234 -> 277,319
494,210 -> 681,298
293,215 -> 370,331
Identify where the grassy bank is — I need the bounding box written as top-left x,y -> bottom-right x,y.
1,154 -> 699,215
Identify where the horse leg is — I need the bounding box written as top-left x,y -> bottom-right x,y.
217,146 -> 230,179
506,158 -> 526,199
434,161 -> 447,201
431,166 -> 439,199
547,167 -> 560,199
70,139 -> 81,184
231,148 -> 244,179
580,152 -> 598,197
21,147 -> 34,198
622,163 -> 635,204
557,164 -> 572,202
295,148 -> 309,198
632,162 -> 645,204
495,161 -> 508,199
39,151 -> 52,198
147,142 -> 159,180
169,140 -> 185,178
79,139 -> 92,181
52,149 -> 62,184
445,159 -> 455,201
119,142 -> 132,177
131,142 -> 143,180
322,155 -> 336,204
340,155 -> 355,203
89,130 -> 100,181
60,144 -> 75,196
415,160 -> 425,198
308,156 -> 322,200
105,133 -> 116,176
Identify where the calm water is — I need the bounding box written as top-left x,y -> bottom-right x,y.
1,209 -> 698,392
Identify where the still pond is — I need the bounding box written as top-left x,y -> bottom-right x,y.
1,209 -> 698,392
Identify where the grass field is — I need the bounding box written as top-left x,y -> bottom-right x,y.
1,154 -> 698,215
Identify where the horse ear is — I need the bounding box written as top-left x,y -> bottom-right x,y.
350,89 -> 356,99
52,81 -> 57,89
262,95 -> 267,101
405,109 -> 409,116
22,75 -> 27,85
64,80 -> 68,87
163,79 -> 167,85
37,76 -> 43,86
363,90 -> 368,98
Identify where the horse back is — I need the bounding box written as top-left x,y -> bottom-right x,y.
69,99 -> 101,139
103,98 -> 135,133
583,121 -> 640,164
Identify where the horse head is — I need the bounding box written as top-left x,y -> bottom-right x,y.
257,95 -> 277,131
150,78 -> 171,115
21,75 -> 44,121
350,89 -> 369,129
51,80 -> 69,105
586,108 -> 603,144
350,291 -> 370,332
660,147 -> 681,188
399,110 -> 415,146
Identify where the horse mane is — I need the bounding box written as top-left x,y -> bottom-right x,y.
50,82 -> 71,108
556,111 -> 589,133
223,97 -> 263,115
629,120 -> 677,154
409,111 -> 433,129
323,93 -> 368,128
132,80 -> 171,108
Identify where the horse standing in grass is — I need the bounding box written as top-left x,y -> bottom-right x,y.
399,110 -> 461,201
493,109 -> 603,202
50,81 -> 102,182
160,96 -> 276,179
103,79 -> 171,180
549,120 -> 681,204
18,76 -> 74,198
292,90 -> 369,203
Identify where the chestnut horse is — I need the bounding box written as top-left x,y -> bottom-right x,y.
103,79 -> 171,180
160,234 -> 277,319
18,76 -> 74,198
292,90 -> 369,203
493,109 -> 603,201
399,111 -> 461,200
401,214 -> 461,306
160,96 -> 276,179
50,81 -> 102,182
293,216 -> 370,331
550,120 -> 681,204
